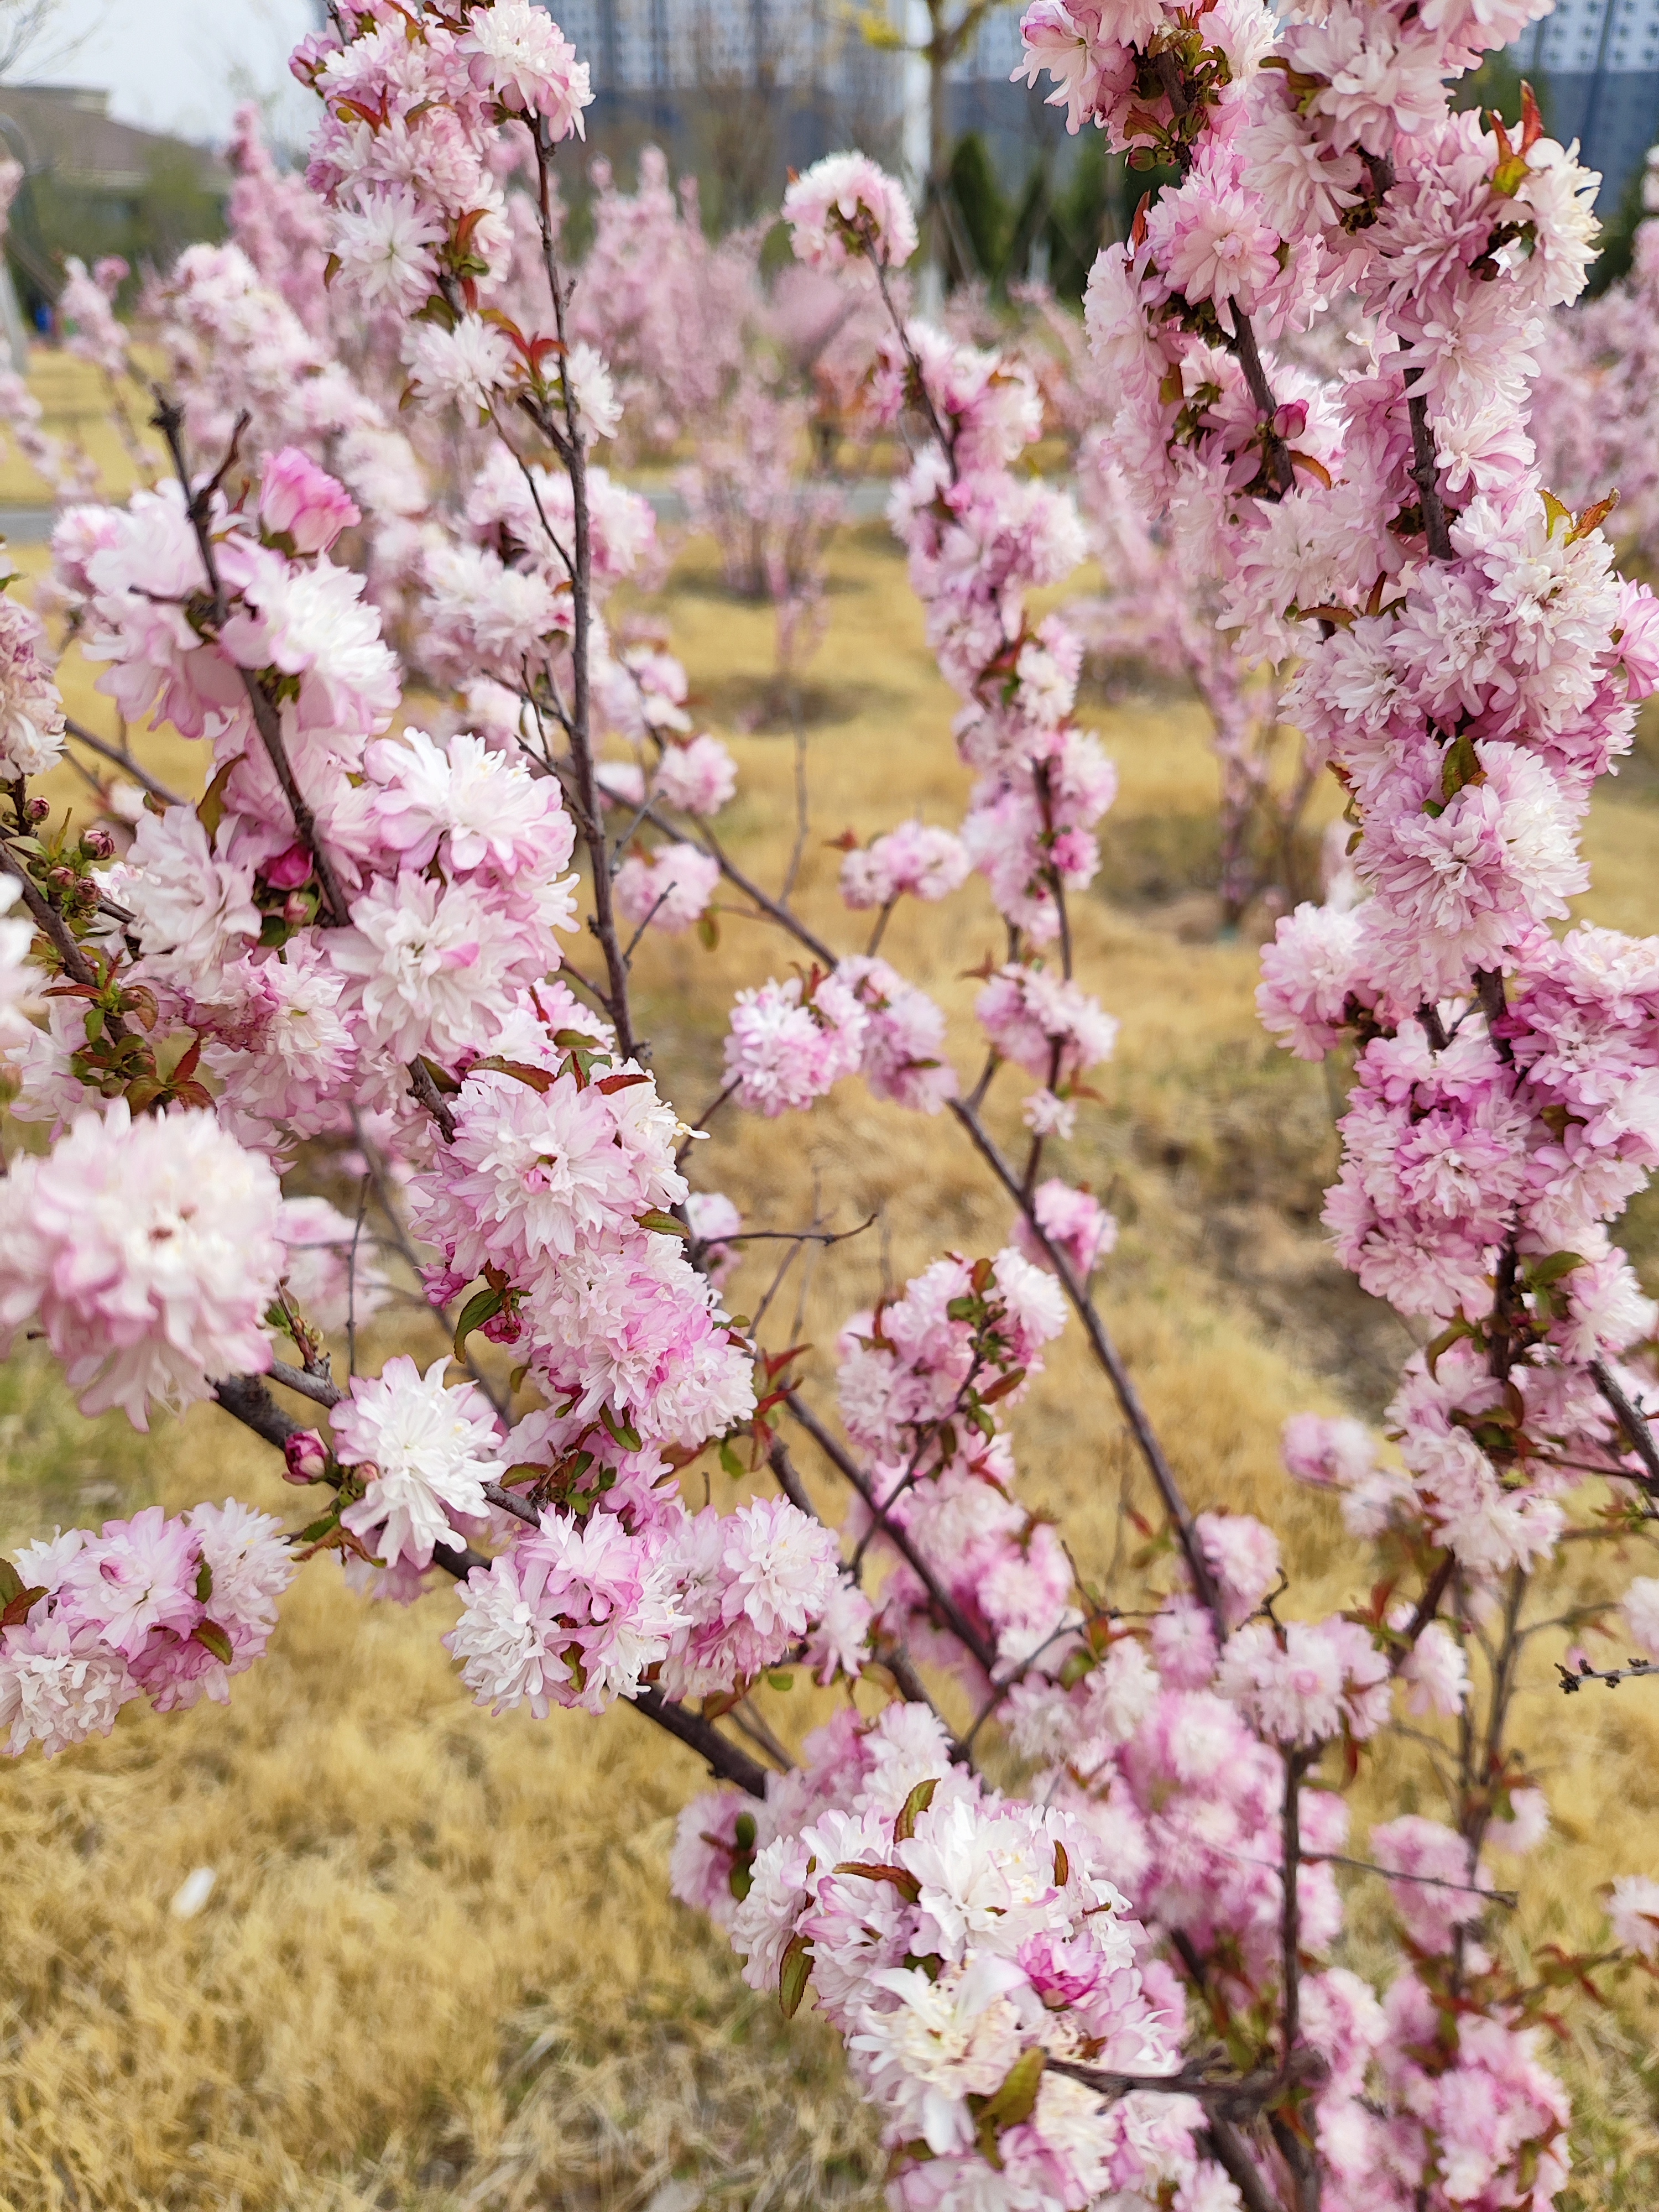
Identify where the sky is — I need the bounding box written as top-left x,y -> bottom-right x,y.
22,0 -> 319,149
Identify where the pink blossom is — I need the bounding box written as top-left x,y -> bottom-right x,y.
1196,1511 -> 1281,1629
1013,1177 -> 1118,1280
445,1511 -> 682,1717
0,592 -> 64,779
1369,1815 -> 1490,1953
0,1613 -> 137,1757
259,446 -> 361,555
782,153 -> 916,272
839,821 -> 970,910
332,1355 -> 504,1571
0,1103 -> 285,1428
1218,1617 -> 1390,1747
1609,1874 -> 1659,1959
724,970 -> 869,1116
614,842 -> 721,937
458,1 -> 593,135
653,733 -> 736,816
976,963 -> 1117,1087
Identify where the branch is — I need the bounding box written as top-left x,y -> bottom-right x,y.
784,1391 -> 1000,1674
148,388 -> 353,925
630,1686 -> 770,1797
1204,2119 -> 1285,2212
265,1357 -> 343,1410
1390,1552 -> 1454,1672
532,121 -> 637,1060
1229,311 -> 1294,501
641,802 -> 840,967
1404,368 -> 1454,561
1558,1656 -> 1659,1692
0,842 -> 120,1024
1589,1357 -> 1659,1491
1048,2046 -> 1324,2119
945,1097 -> 1227,1634
62,716 -> 185,806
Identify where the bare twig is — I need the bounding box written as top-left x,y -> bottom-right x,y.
1404,369 -> 1454,561
1590,1357 -> 1659,1492
62,716 -> 185,806
148,388 -> 353,925
784,1392 -> 999,1674
532,119 -> 637,1060
947,1096 -> 1225,1634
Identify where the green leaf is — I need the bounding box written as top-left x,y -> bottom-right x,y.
696,912 -> 719,951
196,754 -> 241,839
945,1296 -> 979,1322
637,1209 -> 689,1239
1,1584 -> 46,1630
980,2046 -> 1046,2132
600,1404 -> 643,1454
719,1438 -> 746,1480
1439,731 -> 1485,806
833,1859 -> 922,1904
734,1813 -> 757,1853
779,1932 -> 815,2019
192,1620 -> 234,1666
1527,1250 -> 1585,1288
893,1776 -> 937,1844
469,1055 -> 557,1094
453,1284 -> 507,1362
0,1557 -> 21,1609
195,1559 -> 214,1604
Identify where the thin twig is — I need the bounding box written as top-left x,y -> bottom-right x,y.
1405,369 -> 1454,561
1590,1357 -> 1659,1491
62,716 -> 185,806
784,1392 -> 999,1674
947,1095 -> 1225,1634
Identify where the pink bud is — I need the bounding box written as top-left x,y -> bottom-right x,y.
81,827 -> 115,860
1274,400 -> 1308,440
281,891 -> 311,927
258,446 -> 361,556
264,841 -> 314,890
283,1428 -> 329,1484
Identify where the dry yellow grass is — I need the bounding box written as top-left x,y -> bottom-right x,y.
2,496 -> 1657,2205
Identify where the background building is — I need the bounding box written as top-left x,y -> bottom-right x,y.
552,0 -> 1071,229
0,84 -> 228,326
1516,0 -> 1659,212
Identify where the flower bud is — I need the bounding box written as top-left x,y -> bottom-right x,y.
283,1428 -> 329,1484
258,446 -> 361,557
24,795 -> 49,821
264,841 -> 314,891
81,827 -> 115,860
281,891 -> 311,927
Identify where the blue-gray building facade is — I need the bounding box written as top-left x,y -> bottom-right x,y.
1515,0 -> 1659,212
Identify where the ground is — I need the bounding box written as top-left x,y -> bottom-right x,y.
1,366 -> 1657,2209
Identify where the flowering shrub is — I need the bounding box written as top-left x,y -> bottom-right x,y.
1,5 -> 1658,2209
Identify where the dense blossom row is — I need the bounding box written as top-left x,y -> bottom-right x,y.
0,3 -> 1654,2210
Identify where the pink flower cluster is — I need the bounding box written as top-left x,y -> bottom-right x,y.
0,1104 -> 286,1429
671,1703 -> 1218,2209
0,1501 -> 294,1753
836,1249 -> 1074,1681
781,153 -> 918,274
411,1037 -> 754,1453
839,821 -> 969,912
297,1 -> 589,325
447,1493 -> 845,1719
